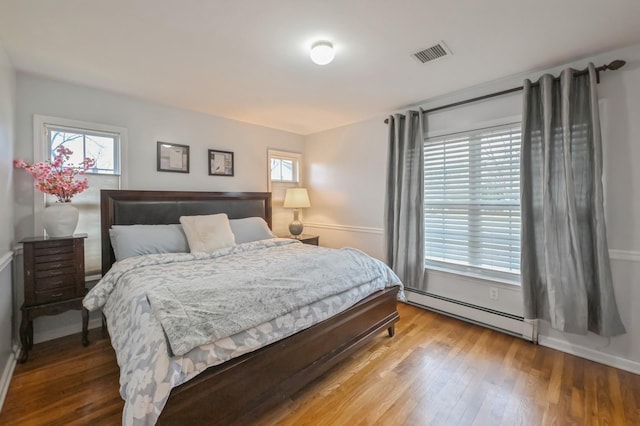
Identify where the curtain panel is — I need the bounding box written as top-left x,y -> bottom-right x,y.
385,110 -> 425,291
520,63 -> 625,337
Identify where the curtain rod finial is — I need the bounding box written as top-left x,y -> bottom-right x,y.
606,60 -> 626,71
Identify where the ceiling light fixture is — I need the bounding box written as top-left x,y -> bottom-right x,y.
310,41 -> 335,65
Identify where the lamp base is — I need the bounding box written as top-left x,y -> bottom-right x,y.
289,210 -> 304,237
289,220 -> 304,237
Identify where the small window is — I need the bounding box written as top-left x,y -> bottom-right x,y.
269,151 -> 300,183
267,149 -> 302,236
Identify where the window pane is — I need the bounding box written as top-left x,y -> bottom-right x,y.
280,159 -> 293,181
50,131 -> 84,165
86,135 -> 116,173
271,158 -> 282,180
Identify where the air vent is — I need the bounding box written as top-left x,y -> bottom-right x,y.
412,42 -> 451,64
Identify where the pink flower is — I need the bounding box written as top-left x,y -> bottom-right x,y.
14,146 -> 95,203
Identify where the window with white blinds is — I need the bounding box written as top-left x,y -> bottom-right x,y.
43,124 -> 121,277
268,149 -> 302,236
424,123 -> 521,281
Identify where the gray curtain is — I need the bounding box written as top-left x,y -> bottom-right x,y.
385,110 -> 425,290
521,63 -> 625,337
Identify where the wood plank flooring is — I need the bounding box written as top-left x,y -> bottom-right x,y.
1,303 -> 638,425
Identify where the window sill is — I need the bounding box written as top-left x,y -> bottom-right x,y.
425,264 -> 521,287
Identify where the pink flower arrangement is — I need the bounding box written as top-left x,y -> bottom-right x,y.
14,146 -> 96,203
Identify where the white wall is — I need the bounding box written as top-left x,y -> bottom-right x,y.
13,73 -> 305,342
303,118 -> 388,260
0,42 -> 16,408
303,43 -> 640,372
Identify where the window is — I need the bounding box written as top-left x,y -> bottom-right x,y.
35,115 -> 126,278
270,153 -> 299,183
424,123 -> 521,282
267,149 -> 302,236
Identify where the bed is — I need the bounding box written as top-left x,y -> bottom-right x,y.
89,189 -> 401,425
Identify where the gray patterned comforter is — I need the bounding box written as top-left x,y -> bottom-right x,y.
83,239 -> 403,425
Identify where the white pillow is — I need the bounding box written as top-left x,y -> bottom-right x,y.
229,217 -> 275,244
109,224 -> 189,261
179,213 -> 236,253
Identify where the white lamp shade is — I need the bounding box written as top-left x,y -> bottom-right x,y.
310,41 -> 335,65
283,188 -> 311,208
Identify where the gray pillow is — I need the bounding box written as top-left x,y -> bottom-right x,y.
229,217 -> 275,244
109,224 -> 189,261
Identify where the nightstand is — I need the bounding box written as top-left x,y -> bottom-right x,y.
19,234 -> 89,363
292,234 -> 319,246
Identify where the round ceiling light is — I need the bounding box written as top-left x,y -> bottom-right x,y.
310,41 -> 335,65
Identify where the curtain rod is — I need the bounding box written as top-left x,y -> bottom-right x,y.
384,59 -> 626,124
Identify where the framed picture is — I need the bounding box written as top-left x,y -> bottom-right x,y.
208,149 -> 234,176
157,142 -> 190,173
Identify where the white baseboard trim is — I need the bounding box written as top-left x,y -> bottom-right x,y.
538,335 -> 640,375
406,290 -> 535,341
609,249 -> 640,263
33,317 -> 102,345
0,251 -> 13,273
0,343 -> 19,411
304,222 -> 384,235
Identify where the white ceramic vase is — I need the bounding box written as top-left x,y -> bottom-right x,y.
42,203 -> 79,237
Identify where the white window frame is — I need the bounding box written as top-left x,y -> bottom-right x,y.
33,115 -> 128,269
424,116 -> 522,286
267,149 -> 302,190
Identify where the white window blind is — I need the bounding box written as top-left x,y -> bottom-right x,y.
424,123 -> 521,281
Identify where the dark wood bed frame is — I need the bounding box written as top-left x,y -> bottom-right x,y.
100,189 -> 399,424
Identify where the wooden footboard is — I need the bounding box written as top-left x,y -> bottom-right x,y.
158,286 -> 400,424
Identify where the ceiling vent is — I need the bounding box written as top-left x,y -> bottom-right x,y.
412,42 -> 451,64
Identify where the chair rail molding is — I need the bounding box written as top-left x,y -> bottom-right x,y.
304,222 -> 384,235
608,249 -> 640,263
0,251 -> 12,272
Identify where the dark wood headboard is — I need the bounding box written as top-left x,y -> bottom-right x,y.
100,190 -> 272,275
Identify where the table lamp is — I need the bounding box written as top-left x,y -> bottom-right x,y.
283,188 -> 311,238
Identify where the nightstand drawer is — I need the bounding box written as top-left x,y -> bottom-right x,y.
34,259 -> 76,271
34,274 -> 77,291
34,245 -> 74,257
35,266 -> 77,279
34,252 -> 75,264
34,286 -> 76,304
33,239 -> 73,249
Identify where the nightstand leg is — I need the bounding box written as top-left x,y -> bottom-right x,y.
387,325 -> 395,337
81,308 -> 89,346
19,308 -> 30,363
27,321 -> 34,349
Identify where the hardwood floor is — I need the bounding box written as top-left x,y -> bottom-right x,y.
1,303 -> 638,425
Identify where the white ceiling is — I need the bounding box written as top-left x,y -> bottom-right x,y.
2,0 -> 640,135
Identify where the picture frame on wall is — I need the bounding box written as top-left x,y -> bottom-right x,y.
157,142 -> 190,173
208,149 -> 234,176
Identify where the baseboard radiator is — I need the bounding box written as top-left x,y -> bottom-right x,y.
405,290 -> 536,342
